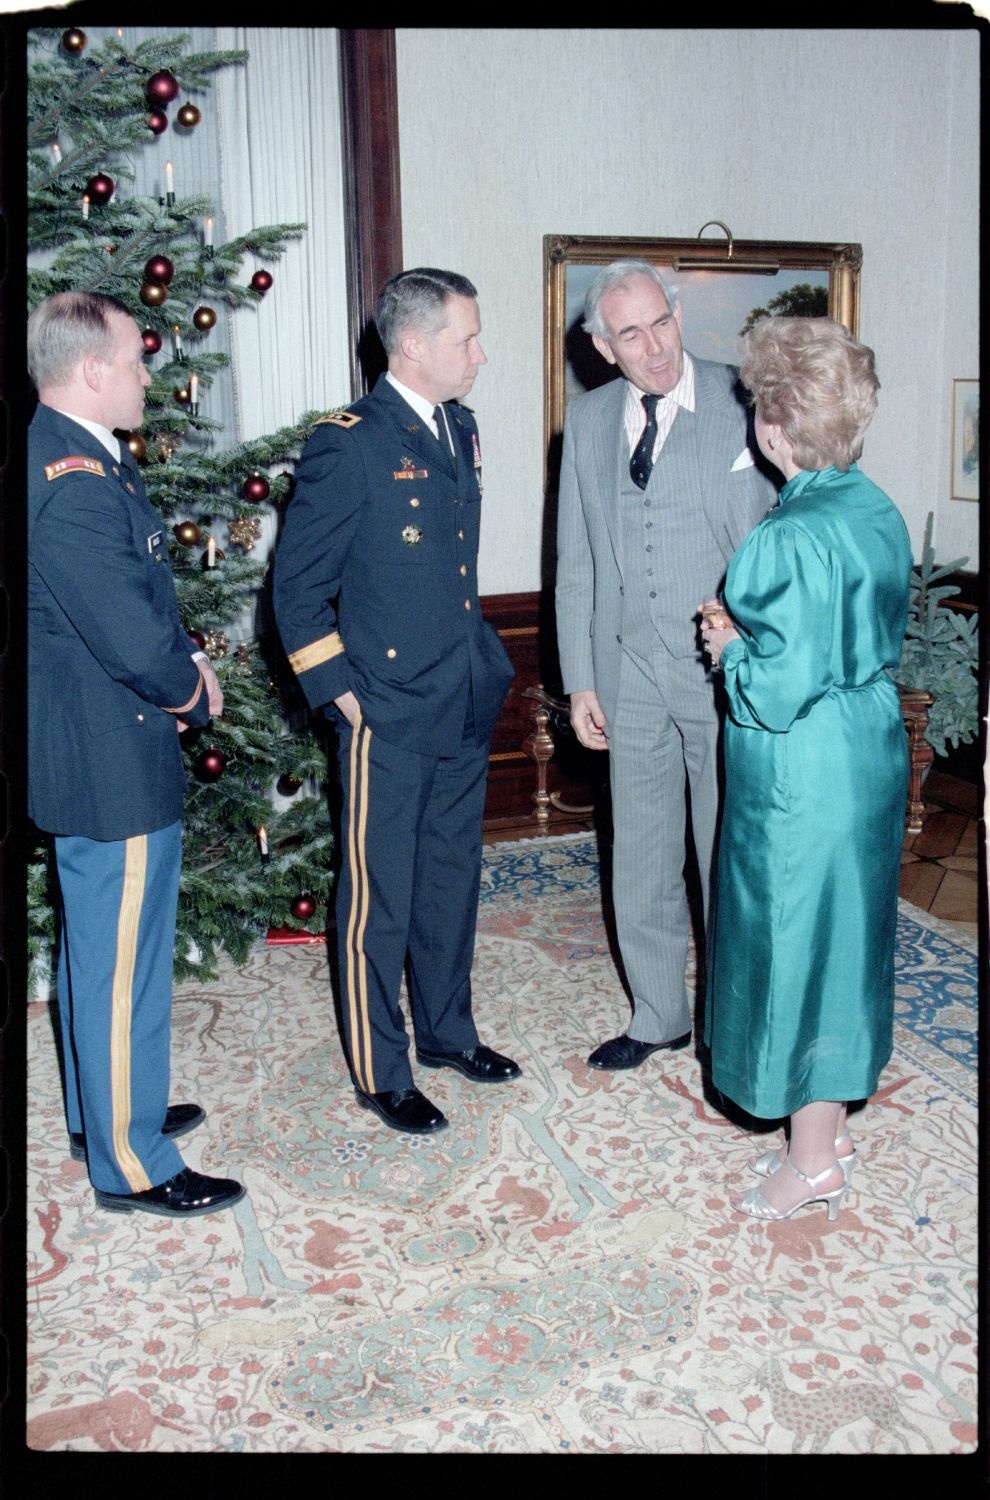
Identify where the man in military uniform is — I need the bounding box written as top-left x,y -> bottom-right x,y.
28,291 -> 244,1217
275,268 -> 520,1134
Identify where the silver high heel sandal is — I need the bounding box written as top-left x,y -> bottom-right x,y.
734,1157 -> 847,1222
749,1133 -> 857,1186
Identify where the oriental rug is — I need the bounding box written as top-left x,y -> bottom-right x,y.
25,834 -> 978,1455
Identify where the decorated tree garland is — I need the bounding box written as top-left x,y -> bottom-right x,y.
28,28 -> 337,983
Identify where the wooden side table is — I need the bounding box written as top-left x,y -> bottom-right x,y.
522,682 -> 936,837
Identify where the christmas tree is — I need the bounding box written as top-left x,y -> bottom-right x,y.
27,26 -> 337,985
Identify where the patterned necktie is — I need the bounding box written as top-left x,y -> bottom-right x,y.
630,393 -> 662,490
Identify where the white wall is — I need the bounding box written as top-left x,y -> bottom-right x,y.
395,28 -> 980,593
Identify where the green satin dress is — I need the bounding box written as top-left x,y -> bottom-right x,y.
705,463 -> 912,1120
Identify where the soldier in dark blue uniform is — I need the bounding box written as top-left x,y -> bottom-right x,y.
275,268 -> 521,1134
28,292 -> 244,1217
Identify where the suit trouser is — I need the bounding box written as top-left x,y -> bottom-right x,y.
334,706 -> 487,1095
54,822 -> 185,1193
608,646 -> 720,1044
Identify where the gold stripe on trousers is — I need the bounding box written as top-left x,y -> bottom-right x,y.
111,835 -> 153,1192
345,710 -> 375,1093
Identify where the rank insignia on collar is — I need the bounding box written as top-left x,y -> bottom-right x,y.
471,433 -> 482,468
45,454 -> 106,481
401,525 -> 423,545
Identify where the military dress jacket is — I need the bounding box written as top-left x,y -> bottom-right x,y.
274,375 -> 514,756
28,404 -> 209,841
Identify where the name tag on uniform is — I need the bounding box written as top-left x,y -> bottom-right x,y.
147,530 -> 163,553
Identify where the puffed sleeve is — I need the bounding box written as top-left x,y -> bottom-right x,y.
720,517 -> 834,732
273,422 -> 365,711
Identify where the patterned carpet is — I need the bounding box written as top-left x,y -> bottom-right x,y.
25,834 -> 978,1455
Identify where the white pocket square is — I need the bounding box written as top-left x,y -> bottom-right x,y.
730,448 -> 756,471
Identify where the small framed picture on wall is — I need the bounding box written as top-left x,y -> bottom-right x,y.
950,379 -> 979,502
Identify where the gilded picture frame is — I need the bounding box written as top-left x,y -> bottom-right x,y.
544,233 -> 862,461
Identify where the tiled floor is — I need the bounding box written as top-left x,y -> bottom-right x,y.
899,770 -> 980,937
486,769 -> 981,938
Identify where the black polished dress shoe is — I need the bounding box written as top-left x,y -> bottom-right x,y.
69,1102 -> 206,1163
93,1167 -> 245,1218
587,1032 -> 692,1071
416,1043 -> 522,1082
355,1087 -> 448,1134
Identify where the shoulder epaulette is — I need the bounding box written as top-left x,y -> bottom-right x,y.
315,410 -> 362,428
44,455 -> 106,481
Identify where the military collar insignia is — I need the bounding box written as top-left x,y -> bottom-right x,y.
44,454 -> 106,481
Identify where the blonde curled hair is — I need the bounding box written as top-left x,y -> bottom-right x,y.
739,316 -> 879,472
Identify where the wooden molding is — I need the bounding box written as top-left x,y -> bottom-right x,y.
338,30 -> 403,397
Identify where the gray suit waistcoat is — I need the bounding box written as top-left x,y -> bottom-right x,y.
555,356 -> 779,727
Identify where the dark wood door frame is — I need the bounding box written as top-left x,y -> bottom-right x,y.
338,29 -> 403,398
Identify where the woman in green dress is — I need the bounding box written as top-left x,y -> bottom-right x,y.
700,317 -> 912,1221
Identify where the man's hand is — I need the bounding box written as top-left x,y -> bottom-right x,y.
334,690 -> 360,726
177,656 -> 223,732
570,689 -> 608,750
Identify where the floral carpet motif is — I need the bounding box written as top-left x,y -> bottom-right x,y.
26,834 -> 978,1454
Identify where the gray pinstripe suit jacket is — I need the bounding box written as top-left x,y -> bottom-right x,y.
555,356 -> 777,725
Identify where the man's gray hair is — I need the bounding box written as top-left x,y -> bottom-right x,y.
374,267 -> 478,354
582,260 -> 678,338
27,290 -> 133,390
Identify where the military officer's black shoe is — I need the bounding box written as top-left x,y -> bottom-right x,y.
416,1043 -> 521,1082
355,1087 -> 448,1134
94,1167 -> 245,1218
69,1102 -> 206,1163
587,1032 -> 692,1070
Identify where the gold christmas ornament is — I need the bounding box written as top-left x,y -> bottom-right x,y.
203,629 -> 229,658
234,642 -> 252,671
125,432 -> 147,462
140,280 -> 168,308
173,520 -> 201,546
177,101 -> 202,128
193,304 -> 217,331
228,516 -> 262,551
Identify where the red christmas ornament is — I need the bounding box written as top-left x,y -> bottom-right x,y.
251,270 -> 274,293
140,282 -> 168,309
145,255 -> 174,285
176,102 -> 202,129
277,774 -> 303,796
194,747 -> 227,783
192,305 -> 217,331
242,473 -> 270,503
62,28 -> 87,54
148,110 -> 169,136
142,328 -> 163,354
146,70 -> 180,107
84,173 -> 115,206
188,629 -> 207,648
290,894 -> 317,922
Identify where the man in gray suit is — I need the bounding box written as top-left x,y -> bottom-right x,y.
555,260 -> 776,1070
